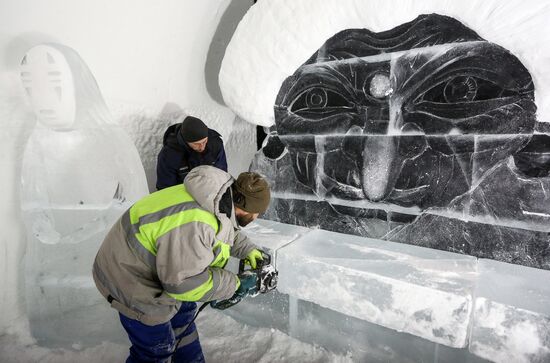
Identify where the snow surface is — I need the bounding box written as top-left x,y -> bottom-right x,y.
220,0 -> 550,127
0,309 -> 352,363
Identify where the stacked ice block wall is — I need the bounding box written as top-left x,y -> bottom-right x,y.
216,2 -> 550,361
227,219 -> 550,363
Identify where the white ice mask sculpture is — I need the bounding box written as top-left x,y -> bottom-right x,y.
20,45 -> 76,130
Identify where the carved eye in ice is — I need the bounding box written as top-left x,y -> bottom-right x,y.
290,87 -> 353,116
20,45 -> 76,129
415,75 -> 518,105
444,76 -> 477,102
368,73 -> 393,99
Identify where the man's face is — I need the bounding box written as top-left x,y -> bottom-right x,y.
187,137 -> 208,153
236,212 -> 259,227
274,15 -> 535,210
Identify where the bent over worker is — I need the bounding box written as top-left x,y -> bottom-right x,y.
92,166 -> 270,362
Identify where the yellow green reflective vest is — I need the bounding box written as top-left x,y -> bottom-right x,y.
121,184 -> 232,301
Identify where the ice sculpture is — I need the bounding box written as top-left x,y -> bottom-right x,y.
218,3 -> 550,362
252,14 -> 550,270
19,44 -> 148,347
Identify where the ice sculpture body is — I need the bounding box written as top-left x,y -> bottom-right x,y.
19,44 -> 148,347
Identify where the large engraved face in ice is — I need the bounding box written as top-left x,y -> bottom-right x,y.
274,14 -> 536,209
20,45 -> 76,129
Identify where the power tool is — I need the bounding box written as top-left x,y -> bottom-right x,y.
210,251 -> 278,309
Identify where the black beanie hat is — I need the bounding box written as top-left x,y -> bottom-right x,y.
180,116 -> 208,142
232,172 -> 271,214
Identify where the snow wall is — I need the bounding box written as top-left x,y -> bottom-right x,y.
0,0 -> 257,338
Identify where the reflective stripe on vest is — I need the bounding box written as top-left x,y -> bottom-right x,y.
165,240 -> 231,301
121,184 -> 231,301
122,185 -> 218,263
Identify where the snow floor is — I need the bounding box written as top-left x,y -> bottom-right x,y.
0,309 -> 353,363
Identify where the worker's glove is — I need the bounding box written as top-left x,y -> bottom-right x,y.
210,271 -> 258,310
245,249 -> 264,269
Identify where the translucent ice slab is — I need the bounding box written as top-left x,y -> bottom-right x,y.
24,208 -> 128,347
469,260 -> 550,363
288,298 -> 489,363
223,219 -> 310,329
276,229 -> 478,347
224,220 -> 487,362
224,220 -> 550,362
241,218 -> 312,260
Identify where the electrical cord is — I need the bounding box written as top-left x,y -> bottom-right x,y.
170,302 -> 210,362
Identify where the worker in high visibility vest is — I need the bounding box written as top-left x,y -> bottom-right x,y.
93,165 -> 270,362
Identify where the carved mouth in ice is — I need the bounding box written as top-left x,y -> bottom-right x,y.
388,185 -> 429,203
320,165 -> 429,204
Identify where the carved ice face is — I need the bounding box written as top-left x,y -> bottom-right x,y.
20,45 -> 76,129
274,14 -> 536,209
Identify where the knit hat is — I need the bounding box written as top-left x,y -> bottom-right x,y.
232,172 -> 271,213
180,116 -> 208,142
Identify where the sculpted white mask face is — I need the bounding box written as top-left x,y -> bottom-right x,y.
20,45 -> 76,129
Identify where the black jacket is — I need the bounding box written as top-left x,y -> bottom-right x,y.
156,124 -> 228,190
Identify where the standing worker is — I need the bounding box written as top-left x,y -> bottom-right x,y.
93,166 -> 270,362
156,115 -> 228,190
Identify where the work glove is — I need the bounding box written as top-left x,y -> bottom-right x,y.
245,249 -> 264,269
210,271 -> 258,310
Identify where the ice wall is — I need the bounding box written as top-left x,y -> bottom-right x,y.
233,219 -> 550,363
218,1 -> 550,361
222,1 -> 550,270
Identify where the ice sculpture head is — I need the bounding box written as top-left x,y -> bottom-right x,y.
274,14 -> 536,209
20,45 -> 76,129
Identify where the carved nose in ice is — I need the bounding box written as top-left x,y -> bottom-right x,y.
361,134 -> 397,201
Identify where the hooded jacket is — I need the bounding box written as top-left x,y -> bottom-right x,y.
93,166 -> 257,325
156,124 -> 228,190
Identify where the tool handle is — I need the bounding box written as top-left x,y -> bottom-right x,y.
239,250 -> 271,274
